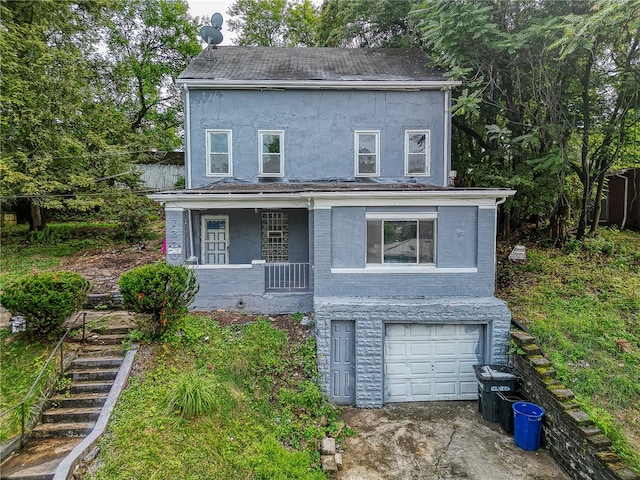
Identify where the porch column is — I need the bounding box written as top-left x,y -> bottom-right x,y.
165,207 -> 186,265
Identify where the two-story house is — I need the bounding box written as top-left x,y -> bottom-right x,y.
150,47 -> 515,408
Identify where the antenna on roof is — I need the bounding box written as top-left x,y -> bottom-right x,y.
200,13 -> 224,48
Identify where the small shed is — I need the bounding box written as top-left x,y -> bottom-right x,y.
601,168 -> 640,229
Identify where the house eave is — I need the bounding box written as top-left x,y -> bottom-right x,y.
175,78 -> 462,91
148,189 -> 515,209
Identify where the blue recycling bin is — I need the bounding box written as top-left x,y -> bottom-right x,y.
513,401 -> 545,450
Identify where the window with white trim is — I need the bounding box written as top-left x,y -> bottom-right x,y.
404,130 -> 431,176
366,214 -> 436,265
206,130 -> 232,176
355,130 -> 380,176
259,130 -> 284,176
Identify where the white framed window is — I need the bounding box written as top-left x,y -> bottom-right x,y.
366,213 -> 436,265
355,130 -> 380,176
206,130 -> 232,176
259,130 -> 284,177
405,130 -> 431,176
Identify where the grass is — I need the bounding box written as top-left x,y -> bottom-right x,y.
0,222 -> 118,289
499,228 -> 640,472
86,315 -> 345,480
0,329 -> 58,441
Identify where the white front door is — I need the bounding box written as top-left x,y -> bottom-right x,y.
384,323 -> 484,402
202,215 -> 228,264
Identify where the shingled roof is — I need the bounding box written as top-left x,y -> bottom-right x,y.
177,46 -> 450,84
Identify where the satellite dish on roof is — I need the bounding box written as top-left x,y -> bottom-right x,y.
200,13 -> 224,46
211,13 -> 223,29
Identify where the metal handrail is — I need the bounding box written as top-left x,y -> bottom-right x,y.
0,311 -> 87,448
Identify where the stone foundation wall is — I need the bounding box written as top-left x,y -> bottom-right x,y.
510,330 -> 638,480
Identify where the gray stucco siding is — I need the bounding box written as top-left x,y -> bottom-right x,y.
188,89 -> 447,186
320,204 -> 492,296
436,206 -> 478,268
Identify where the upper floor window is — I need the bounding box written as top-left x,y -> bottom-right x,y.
405,130 -> 431,176
366,213 -> 436,265
259,130 -> 284,177
355,130 -> 380,176
206,130 -> 232,176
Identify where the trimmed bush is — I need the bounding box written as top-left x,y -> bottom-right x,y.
118,262 -> 199,337
0,271 -> 90,338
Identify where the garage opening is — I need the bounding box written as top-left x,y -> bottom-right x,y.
384,323 -> 484,402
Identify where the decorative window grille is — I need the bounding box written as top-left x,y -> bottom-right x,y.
261,212 -> 288,262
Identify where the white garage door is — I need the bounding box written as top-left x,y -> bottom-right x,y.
384,323 -> 484,402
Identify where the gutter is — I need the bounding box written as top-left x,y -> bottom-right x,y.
175,79 -> 462,91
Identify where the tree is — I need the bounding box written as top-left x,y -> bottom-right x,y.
412,0 -> 578,237
550,0 -> 640,237
101,0 -> 201,151
317,0 -> 419,48
0,0 -> 126,229
0,0 -> 201,229
227,0 -> 319,46
412,0 -> 640,240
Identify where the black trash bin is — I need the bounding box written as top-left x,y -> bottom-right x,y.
473,365 -> 519,422
497,391 -> 526,433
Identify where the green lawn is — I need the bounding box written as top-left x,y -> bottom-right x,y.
498,228 -> 640,472
86,315 -> 345,480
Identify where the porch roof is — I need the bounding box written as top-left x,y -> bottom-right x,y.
149,180 -> 515,208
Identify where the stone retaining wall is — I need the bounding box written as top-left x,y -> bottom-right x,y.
510,329 -> 638,480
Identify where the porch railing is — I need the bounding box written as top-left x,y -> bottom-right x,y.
265,263 -> 310,291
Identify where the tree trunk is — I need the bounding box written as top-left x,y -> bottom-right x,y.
29,200 -> 44,231
550,204 -> 569,243
589,175 -> 606,236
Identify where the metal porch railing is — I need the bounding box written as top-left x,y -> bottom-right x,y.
265,263 -> 310,291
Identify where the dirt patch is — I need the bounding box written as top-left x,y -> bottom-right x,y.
56,240 -> 163,293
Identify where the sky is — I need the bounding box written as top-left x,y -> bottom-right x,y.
186,0 -> 237,45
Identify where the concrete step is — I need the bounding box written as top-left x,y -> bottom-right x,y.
80,345 -> 126,357
48,392 -> 107,409
31,421 -> 95,439
83,333 -> 128,345
68,381 -> 114,394
92,325 -> 134,336
42,407 -> 101,424
71,357 -> 123,369
65,368 -> 118,382
0,438 -> 81,480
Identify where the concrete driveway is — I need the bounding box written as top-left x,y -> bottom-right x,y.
337,401 -> 571,480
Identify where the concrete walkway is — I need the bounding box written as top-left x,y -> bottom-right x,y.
337,401 -> 571,480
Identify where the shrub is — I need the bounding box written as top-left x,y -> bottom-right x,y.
105,194 -> 160,243
0,271 -> 90,338
118,262 -> 199,337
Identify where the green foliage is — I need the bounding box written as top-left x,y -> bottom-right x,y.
228,0 -> 319,46
118,263 -> 199,337
168,370 -> 218,419
502,230 -> 640,471
317,0 -> 419,48
88,315 -> 337,479
0,271 -> 90,338
106,194 -> 161,243
0,329 -> 55,441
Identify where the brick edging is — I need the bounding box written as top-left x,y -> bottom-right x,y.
510,330 -> 638,480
